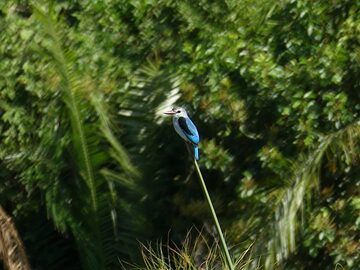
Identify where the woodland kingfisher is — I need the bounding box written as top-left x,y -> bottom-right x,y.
164,107 -> 200,160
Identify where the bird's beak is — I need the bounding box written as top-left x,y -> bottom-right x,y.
164,109 -> 176,115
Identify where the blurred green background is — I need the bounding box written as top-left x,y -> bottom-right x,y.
0,0 -> 359,269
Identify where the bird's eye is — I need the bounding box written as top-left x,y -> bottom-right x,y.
177,110 -> 181,113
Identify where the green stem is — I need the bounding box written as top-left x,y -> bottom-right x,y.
194,159 -> 235,270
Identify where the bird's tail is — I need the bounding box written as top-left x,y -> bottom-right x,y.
194,146 -> 199,160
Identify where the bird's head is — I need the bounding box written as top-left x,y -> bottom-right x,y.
164,107 -> 188,117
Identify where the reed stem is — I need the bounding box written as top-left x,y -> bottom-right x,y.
194,159 -> 235,270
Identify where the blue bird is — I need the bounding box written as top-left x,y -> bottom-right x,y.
164,107 -> 200,160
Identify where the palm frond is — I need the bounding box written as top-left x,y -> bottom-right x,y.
262,121 -> 360,269
90,93 -> 140,178
32,3 -> 146,269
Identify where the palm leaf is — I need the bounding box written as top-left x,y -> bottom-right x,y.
32,4 -> 145,269
262,121 -> 360,269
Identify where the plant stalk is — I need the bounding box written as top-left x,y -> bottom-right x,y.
194,159 -> 235,270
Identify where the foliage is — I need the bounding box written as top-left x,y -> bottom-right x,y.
0,0 -> 359,269
1,2 -> 147,269
131,231 -> 255,270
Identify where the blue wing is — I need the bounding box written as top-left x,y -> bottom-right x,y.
178,117 -> 200,145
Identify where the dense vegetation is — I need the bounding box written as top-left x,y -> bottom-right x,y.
0,0 -> 359,269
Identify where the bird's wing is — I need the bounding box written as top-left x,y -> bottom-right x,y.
178,117 -> 199,145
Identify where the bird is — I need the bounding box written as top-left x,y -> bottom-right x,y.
164,107 -> 200,160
